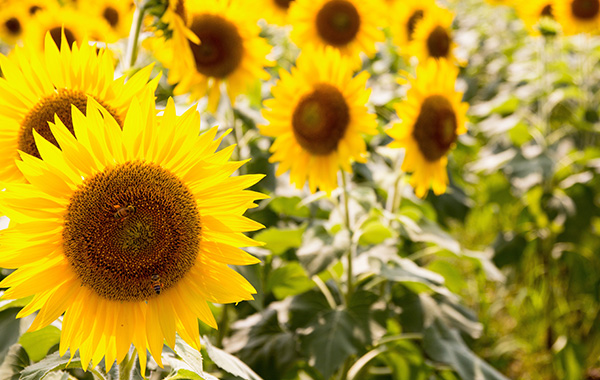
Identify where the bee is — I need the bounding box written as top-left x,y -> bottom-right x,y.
113,204 -> 136,221
151,274 -> 163,295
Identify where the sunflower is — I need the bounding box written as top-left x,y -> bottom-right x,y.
407,7 -> 460,64
80,0 -> 134,42
0,92 -> 265,372
553,0 -> 600,34
516,0 -> 555,34
386,58 -> 468,197
150,0 -> 272,112
21,3 -> 111,51
260,47 -> 377,194
261,0 -> 296,26
389,0 -> 438,52
0,32 -> 158,184
288,0 -> 385,65
0,4 -> 28,45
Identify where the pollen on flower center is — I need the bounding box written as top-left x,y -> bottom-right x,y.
274,0 -> 294,10
426,25 -> 451,58
49,27 -> 77,49
5,17 -> 22,35
18,89 -> 122,159
188,14 -> 244,78
316,0 -> 361,46
103,6 -> 119,27
571,0 -> 600,19
63,161 -> 202,302
406,10 -> 424,41
292,83 -> 350,155
412,94 -> 458,162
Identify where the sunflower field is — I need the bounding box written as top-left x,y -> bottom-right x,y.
0,0 -> 599,379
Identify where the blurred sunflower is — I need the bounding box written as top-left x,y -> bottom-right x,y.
553,0 -> 600,34
0,95 -> 264,373
82,0 -> 134,42
262,0 -> 296,25
21,4 -> 111,50
288,0 -> 385,65
0,32 -> 157,183
0,5 -> 27,45
408,7 -> 460,64
389,0 -> 437,51
260,47 -> 377,194
516,0 -> 555,34
151,0 -> 272,112
387,58 -> 468,197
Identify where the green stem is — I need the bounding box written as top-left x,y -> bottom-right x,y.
341,172 -> 354,303
216,304 -> 229,347
126,1 -> 146,70
118,350 -> 138,380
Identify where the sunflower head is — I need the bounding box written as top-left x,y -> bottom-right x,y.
0,4 -> 28,45
149,0 -> 272,112
408,7 -> 460,64
0,94 -> 265,374
261,0 -> 296,25
0,31 -> 158,184
516,0 -> 558,35
389,0 -> 437,49
387,58 -> 468,197
260,46 -> 377,193
81,0 -> 134,42
553,0 -> 600,34
289,0 -> 385,66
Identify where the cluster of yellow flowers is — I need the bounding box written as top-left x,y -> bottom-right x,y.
8,0 -> 599,374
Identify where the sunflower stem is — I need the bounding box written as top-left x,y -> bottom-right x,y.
126,1 -> 147,71
118,350 -> 138,380
341,171 -> 354,303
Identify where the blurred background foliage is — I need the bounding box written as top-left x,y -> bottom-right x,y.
1,0 -> 600,379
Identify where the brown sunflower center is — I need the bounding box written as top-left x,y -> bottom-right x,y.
63,161 -> 202,302
18,89 -> 122,159
292,83 -> 350,155
412,95 -> 458,162
188,14 -> 244,78
406,9 -> 424,41
426,25 -> 451,59
49,27 -> 77,49
29,5 -> 42,15
571,0 -> 600,19
103,6 -> 120,27
541,4 -> 554,17
4,17 -> 21,35
274,0 -> 294,10
316,0 -> 361,46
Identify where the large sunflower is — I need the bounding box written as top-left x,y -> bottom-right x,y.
387,58 -> 468,197
151,0 -> 272,112
407,7 -> 460,64
288,0 -> 385,65
260,47 -> 377,194
0,94 -> 265,372
389,0 -> 437,51
553,0 -> 600,34
0,32 -> 157,184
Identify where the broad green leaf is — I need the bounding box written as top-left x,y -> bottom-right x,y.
266,262 -> 315,299
0,344 -> 30,380
201,337 -> 263,380
297,225 -> 349,275
358,220 -> 393,246
173,336 -> 203,375
166,369 -> 218,380
253,226 -> 305,255
268,197 -> 310,218
19,326 -> 61,363
300,308 -> 361,379
0,297 -> 33,313
20,352 -> 82,380
289,290 -> 334,329
0,309 -> 23,359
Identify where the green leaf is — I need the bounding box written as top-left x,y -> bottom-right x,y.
0,309 -> 23,359
0,297 -> 33,313
19,326 -> 61,363
201,337 -> 263,380
20,351 -> 82,380
300,308 -> 361,379
358,220 -> 393,246
173,336 -> 203,375
423,319 -> 508,380
268,197 -> 310,218
253,226 -> 305,255
297,225 -> 349,276
289,290 -> 333,329
0,344 -> 30,380
266,262 -> 315,300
